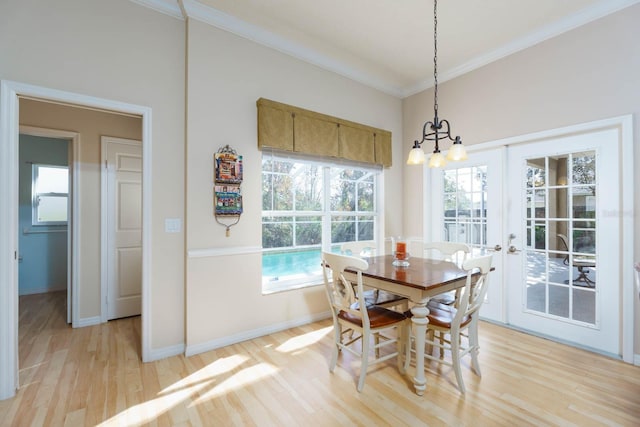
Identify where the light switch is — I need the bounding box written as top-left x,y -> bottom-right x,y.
165,218 -> 181,233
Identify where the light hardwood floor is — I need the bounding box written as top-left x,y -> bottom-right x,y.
1,290 -> 639,426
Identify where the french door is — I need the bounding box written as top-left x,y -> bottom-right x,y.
431,126 -> 625,355
430,149 -> 504,323
505,128 -> 620,355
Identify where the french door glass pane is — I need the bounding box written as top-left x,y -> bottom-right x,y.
442,166 -> 487,250
523,151 -> 597,325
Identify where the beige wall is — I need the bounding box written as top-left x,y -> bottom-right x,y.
3,0 -> 637,360
19,99 -> 141,319
1,0 -> 186,351
403,4 -> 640,353
184,19 -> 403,350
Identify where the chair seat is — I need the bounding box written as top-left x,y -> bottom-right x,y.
405,301 -> 472,328
426,302 -> 472,328
405,254 -> 494,394
339,306 -> 407,328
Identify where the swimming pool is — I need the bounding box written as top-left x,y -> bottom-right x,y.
262,248 -> 323,282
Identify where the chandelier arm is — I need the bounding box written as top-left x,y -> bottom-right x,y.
438,119 -> 456,141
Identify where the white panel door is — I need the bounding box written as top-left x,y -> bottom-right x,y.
505,128 -> 620,354
103,137 -> 142,320
430,148 -> 504,322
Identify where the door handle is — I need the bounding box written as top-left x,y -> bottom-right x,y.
506,233 -> 520,254
493,245 -> 502,252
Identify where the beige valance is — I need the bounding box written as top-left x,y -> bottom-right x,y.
257,98 -> 392,167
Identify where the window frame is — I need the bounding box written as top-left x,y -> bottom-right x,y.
31,163 -> 69,226
261,152 -> 381,293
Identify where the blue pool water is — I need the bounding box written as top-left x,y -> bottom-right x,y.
262,248 -> 324,281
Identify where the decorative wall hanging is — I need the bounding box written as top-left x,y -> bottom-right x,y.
214,145 -> 243,236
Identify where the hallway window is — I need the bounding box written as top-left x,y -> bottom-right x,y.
32,164 -> 69,225
262,152 -> 380,293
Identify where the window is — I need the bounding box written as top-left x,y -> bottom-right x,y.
443,166 -> 487,249
262,153 -> 380,293
32,164 -> 69,226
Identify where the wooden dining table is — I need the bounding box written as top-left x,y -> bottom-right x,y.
344,254 -> 470,396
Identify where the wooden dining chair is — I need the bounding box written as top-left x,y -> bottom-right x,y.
340,241 -> 408,311
408,254 -> 493,394
423,241 -> 471,306
339,240 -> 377,258
321,251 -> 409,392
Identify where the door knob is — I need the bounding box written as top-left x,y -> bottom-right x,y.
494,244 -> 502,252
507,233 -> 520,253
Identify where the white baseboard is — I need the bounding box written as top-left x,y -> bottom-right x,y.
634,353 -> 640,366
18,286 -> 66,296
185,311 -> 332,357
73,316 -> 101,328
147,344 -> 185,362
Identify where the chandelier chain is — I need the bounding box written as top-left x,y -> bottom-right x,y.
408,0 -> 466,166
433,0 -> 439,118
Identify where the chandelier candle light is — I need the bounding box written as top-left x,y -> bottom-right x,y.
407,0 -> 467,168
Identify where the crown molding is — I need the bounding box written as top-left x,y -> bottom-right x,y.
132,0 -> 640,99
129,0 -> 184,20
402,0 -> 640,97
180,0 -> 403,97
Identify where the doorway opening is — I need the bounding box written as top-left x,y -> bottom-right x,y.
18,127 -> 78,326
0,80 -> 153,401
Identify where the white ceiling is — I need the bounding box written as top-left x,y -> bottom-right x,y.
133,0 -> 640,98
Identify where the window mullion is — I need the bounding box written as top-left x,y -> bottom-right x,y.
322,165 -> 331,251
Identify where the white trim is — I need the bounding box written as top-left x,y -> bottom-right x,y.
135,0 -> 640,98
141,107 -> 153,364
405,0 -> 640,97
128,0 -> 184,20
187,245 -> 262,258
73,316 -> 102,328
19,125 -> 80,326
185,311 -> 331,357
0,80 -> 153,401
180,0 -> 403,97
0,80 -> 19,400
462,115 -> 634,152
620,114 -> 634,363
459,114 -> 634,363
147,344 -> 185,362
18,285 -> 67,296
101,140 -> 108,323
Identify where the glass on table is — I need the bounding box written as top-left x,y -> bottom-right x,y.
391,236 -> 410,267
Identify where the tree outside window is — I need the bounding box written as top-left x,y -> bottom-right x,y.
262,154 -> 380,293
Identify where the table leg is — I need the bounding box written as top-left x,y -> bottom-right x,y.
410,301 -> 430,396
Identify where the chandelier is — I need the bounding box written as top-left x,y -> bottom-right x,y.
407,0 -> 467,168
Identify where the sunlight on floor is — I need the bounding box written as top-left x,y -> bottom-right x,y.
275,326 -> 332,353
160,354 -> 248,394
96,354 -> 261,426
96,379 -> 213,427
93,325 -> 333,426
192,362 -> 280,404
